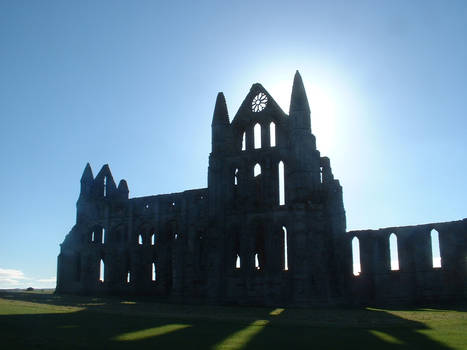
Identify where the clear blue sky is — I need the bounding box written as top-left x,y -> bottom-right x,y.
0,0 -> 466,288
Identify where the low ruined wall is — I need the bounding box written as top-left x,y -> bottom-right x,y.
348,219 -> 467,305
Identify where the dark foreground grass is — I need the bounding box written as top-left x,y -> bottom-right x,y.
0,290 -> 465,350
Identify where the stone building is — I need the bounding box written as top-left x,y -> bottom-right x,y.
56,72 -> 466,305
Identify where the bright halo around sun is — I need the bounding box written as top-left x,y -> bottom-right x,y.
268,79 -> 339,155
307,83 -> 338,153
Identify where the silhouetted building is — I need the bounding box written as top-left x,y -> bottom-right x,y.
57,72 -> 467,305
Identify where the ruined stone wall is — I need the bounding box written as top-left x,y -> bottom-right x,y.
57,187 -> 209,300
57,72 -> 466,306
349,219 -> 467,304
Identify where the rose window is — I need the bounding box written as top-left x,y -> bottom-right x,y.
251,92 -> 268,112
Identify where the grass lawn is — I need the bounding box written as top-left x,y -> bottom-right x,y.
0,290 -> 465,349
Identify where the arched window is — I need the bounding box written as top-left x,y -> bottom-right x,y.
389,233 -> 399,271
151,233 -> 156,246
236,255 -> 241,269
102,228 -> 106,244
126,271 -> 131,283
234,168 -> 239,186
254,123 -> 261,149
152,263 -> 157,281
99,259 -> 104,282
138,234 -> 143,245
241,132 -> 246,151
352,237 -> 361,276
91,231 -> 95,242
283,226 -> 288,271
174,233 -> 178,240
254,163 -> 261,177
278,161 -> 285,205
254,253 -> 260,270
431,229 -> 442,268
270,122 -> 276,147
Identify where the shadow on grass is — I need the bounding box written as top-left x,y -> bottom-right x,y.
0,291 -> 461,350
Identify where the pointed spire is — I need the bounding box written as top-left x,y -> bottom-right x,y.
98,164 -> 111,175
212,92 -> 229,126
289,70 -> 310,114
118,179 -> 129,196
80,163 -> 94,183
79,163 -> 94,199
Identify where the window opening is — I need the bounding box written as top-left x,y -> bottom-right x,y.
99,259 -> 104,282
352,237 -> 361,276
236,255 -> 241,269
241,132 -> 246,151
389,233 -> 399,271
102,228 -> 105,244
320,166 -> 324,183
283,226 -> 288,270
254,163 -> 261,177
151,233 -> 156,245
254,123 -> 261,149
138,234 -> 143,245
270,122 -> 276,147
254,253 -> 260,270
431,229 -> 442,268
251,92 -> 268,112
254,227 -> 265,271
234,168 -> 239,186
152,263 -> 157,281
127,271 -> 130,283
103,176 -> 107,197
278,161 -> 285,205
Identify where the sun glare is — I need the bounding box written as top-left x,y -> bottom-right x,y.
268,79 -> 339,155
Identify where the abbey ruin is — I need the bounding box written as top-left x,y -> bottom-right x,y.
56,72 -> 467,305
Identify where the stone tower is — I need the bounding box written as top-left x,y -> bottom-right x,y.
206,71 -> 350,304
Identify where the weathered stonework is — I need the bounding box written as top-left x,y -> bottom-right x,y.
56,72 -> 466,305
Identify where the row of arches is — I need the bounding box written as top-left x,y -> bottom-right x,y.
87,226 -> 183,246
230,225 -> 289,272
138,233 -> 159,245
98,259 -> 158,283
352,229 -> 442,276
241,122 -> 277,151
98,260 -> 157,283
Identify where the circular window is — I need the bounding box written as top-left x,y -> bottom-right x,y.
251,92 -> 268,112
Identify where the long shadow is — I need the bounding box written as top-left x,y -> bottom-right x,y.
0,309 -> 248,350
247,307 -> 455,350
0,291 -> 463,349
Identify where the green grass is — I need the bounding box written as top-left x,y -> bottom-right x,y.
0,290 -> 465,349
